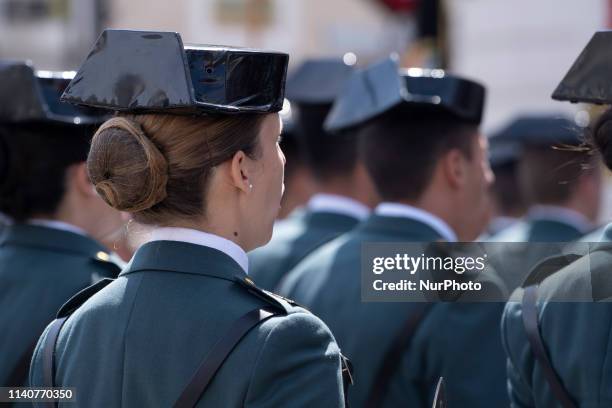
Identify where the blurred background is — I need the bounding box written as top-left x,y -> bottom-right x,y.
1,0 -> 611,220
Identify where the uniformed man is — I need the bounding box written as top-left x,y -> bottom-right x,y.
249,58 -> 379,291
277,100 -> 316,219
485,115 -> 601,290
490,115 -> 600,242
28,30 -> 350,407
279,57 -> 508,407
483,132 -> 528,237
0,62 -> 125,388
502,30 -> 612,408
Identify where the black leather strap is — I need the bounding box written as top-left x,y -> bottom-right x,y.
173,307 -> 280,408
522,285 -> 576,408
340,354 -> 353,408
364,304 -> 432,408
432,377 -> 446,408
40,316 -> 68,408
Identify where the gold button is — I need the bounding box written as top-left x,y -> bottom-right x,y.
244,277 -> 255,286
96,251 -> 110,261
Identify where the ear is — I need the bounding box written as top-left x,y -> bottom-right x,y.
69,162 -> 98,198
440,149 -> 466,189
229,150 -> 253,194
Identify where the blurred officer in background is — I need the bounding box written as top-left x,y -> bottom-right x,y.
249,58 -> 379,291
483,132 -> 528,237
491,115 -> 600,242
503,31 -> 612,408
280,58 -> 508,408
0,61 -> 125,388
486,115 -> 601,290
276,100 -> 316,219
29,30 -> 351,407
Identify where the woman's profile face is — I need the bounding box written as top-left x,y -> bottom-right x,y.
248,113 -> 285,247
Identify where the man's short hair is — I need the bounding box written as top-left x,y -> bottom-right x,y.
359,109 -> 478,201
294,103 -> 358,181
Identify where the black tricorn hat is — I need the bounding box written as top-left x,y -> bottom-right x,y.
553,31 -> 612,104
0,60 -> 106,125
488,138 -> 521,169
61,29 -> 289,115
492,115 -> 583,147
286,58 -> 355,105
324,56 -> 486,132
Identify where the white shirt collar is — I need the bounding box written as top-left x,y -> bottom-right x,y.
527,205 -> 593,234
146,227 -> 249,274
27,219 -> 88,237
488,216 -> 520,235
374,202 -> 458,242
307,193 -> 370,221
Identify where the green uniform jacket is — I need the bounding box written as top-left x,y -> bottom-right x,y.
279,214 -> 508,408
29,240 -> 347,407
249,209 -> 360,291
0,224 -> 121,387
485,218 -> 588,292
578,223 -> 612,243
502,241 -> 612,407
491,218 -> 585,242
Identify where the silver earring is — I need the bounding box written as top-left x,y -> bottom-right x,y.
249,184 -> 253,190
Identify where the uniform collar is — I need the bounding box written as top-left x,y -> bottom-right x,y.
0,223 -> 108,257
27,219 -> 88,237
145,227 -> 249,274
374,202 -> 457,242
307,193 -> 370,221
121,240 -> 247,282
527,205 -> 593,234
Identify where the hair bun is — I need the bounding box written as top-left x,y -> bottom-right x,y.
88,117 -> 169,212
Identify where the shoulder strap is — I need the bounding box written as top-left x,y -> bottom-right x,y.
521,285 -> 576,408
522,254 -> 582,288
56,278 -> 114,318
173,306 -> 281,408
340,354 -> 354,408
235,276 -> 298,312
39,278 -> 114,406
39,316 -> 68,408
432,377 -> 446,408
364,303 -> 432,408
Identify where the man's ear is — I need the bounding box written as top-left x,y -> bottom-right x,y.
69,162 -> 98,198
441,149 -> 466,189
230,150 -> 252,193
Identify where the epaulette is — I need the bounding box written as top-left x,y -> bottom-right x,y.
235,276 -> 305,314
90,250 -> 126,278
521,253 -> 582,287
56,278 -> 114,318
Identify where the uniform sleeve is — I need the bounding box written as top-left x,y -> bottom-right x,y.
28,322 -> 52,406
501,299 -> 536,408
244,311 -> 345,408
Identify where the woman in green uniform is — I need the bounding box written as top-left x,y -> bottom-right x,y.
502,31 -> 612,407
29,30 -> 349,407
